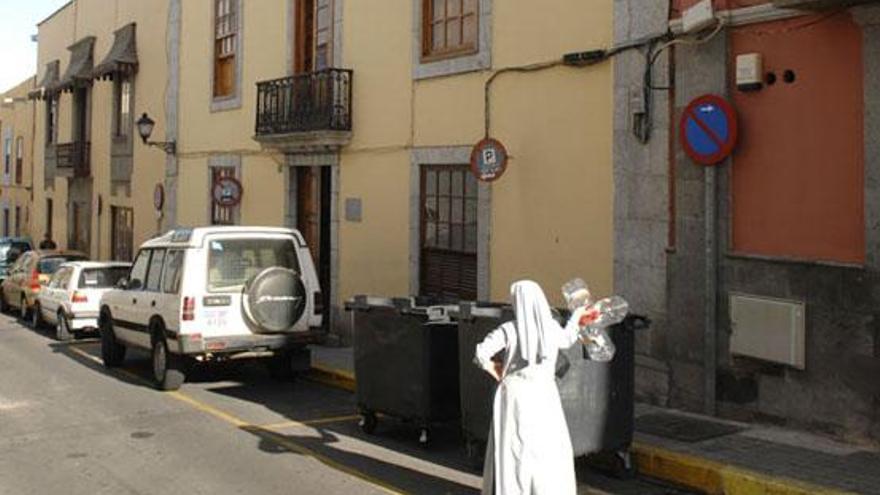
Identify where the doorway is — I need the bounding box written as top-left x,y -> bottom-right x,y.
292,165 -> 332,330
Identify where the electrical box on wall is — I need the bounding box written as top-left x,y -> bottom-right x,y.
730,294 -> 806,370
682,0 -> 716,34
736,53 -> 763,92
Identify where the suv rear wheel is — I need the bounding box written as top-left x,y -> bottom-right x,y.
151,325 -> 186,391
99,312 -> 126,367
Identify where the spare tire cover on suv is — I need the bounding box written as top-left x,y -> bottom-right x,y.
242,267 -> 307,333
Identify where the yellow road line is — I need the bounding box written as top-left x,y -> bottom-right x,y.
65,346 -> 406,495
259,414 -> 361,430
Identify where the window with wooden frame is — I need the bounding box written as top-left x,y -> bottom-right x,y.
211,166 -> 238,225
14,136 -> 23,185
420,165 -> 478,301
14,206 -> 20,237
113,76 -> 132,138
422,0 -> 478,61
46,97 -> 58,145
213,0 -> 238,99
3,137 -> 10,176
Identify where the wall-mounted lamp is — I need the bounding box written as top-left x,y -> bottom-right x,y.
136,112 -> 176,155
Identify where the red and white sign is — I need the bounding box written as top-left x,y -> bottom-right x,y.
212,176 -> 243,207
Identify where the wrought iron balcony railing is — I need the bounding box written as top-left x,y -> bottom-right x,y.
255,68 -> 352,136
55,141 -> 90,177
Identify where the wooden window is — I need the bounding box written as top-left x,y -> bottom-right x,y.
3,209 -> 8,237
422,0 -> 478,61
420,165 -> 478,301
15,136 -> 23,185
213,0 -> 238,98
211,166 -> 238,225
46,199 -> 53,239
114,76 -> 132,138
3,137 -> 10,176
111,206 -> 134,262
14,207 -> 20,237
46,97 -> 58,145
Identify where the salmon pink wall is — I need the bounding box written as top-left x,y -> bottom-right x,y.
729,13 -> 864,263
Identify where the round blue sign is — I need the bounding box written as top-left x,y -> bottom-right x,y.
679,94 -> 738,165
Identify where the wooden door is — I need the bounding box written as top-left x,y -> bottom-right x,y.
296,166 -> 321,264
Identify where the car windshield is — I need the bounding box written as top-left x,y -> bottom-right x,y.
38,255 -> 88,274
207,238 -> 300,292
78,267 -> 130,289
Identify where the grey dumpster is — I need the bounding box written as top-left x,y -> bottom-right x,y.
346,295 -> 460,445
457,301 -> 649,476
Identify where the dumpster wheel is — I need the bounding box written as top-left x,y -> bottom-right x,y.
465,438 -> 484,469
419,427 -> 431,447
611,450 -> 636,479
359,411 -> 378,435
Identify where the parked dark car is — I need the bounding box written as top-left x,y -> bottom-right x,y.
0,237 -> 33,283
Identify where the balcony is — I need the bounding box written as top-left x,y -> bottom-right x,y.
55,141 -> 91,178
253,68 -> 352,153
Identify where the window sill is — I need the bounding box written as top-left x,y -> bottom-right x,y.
420,47 -> 479,65
725,251 -> 865,270
210,94 -> 242,113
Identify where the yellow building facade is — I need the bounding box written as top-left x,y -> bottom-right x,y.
27,0 -> 614,341
0,77 -> 37,241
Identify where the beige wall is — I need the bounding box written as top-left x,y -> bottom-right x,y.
0,77 -> 37,240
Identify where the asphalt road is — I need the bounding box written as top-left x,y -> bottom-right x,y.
0,314 -> 695,495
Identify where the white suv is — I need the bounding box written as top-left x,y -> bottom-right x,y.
99,226 -> 323,390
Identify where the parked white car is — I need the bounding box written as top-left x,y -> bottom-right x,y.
99,226 -> 323,391
34,261 -> 132,341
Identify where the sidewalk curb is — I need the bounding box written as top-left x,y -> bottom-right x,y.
306,363 -> 356,392
631,442 -> 858,495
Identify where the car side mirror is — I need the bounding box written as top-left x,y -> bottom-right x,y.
116,278 -> 129,290
127,279 -> 142,291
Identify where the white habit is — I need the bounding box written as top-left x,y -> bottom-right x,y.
474,280 -> 582,495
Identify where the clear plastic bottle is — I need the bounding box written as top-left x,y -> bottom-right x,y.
561,279 -> 628,362
562,278 -> 593,311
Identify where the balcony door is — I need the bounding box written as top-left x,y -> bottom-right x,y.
294,0 -> 333,74
72,87 -> 90,143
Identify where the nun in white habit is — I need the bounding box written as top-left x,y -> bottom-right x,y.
474,280 -> 587,495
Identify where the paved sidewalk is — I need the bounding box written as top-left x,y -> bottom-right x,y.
309,345 -> 880,495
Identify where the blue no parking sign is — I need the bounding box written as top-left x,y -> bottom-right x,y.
679,94 -> 738,166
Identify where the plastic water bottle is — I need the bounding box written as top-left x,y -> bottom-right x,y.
562,278 -> 593,311
561,278 -> 629,362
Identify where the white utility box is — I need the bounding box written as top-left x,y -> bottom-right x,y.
736,53 -> 764,91
682,0 -> 716,34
